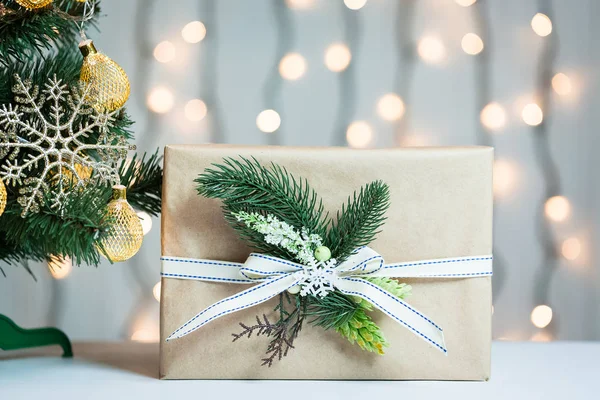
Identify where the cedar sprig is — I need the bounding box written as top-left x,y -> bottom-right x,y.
232,293 -> 305,367
327,180 -> 390,262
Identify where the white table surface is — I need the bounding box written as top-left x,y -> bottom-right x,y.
1,341 -> 598,399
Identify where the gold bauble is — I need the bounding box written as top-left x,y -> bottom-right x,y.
79,40 -> 131,113
98,185 -> 143,262
15,0 -> 53,9
0,179 -> 7,217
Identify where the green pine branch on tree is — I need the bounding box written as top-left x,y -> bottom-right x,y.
0,151 -> 162,271
0,0 -> 100,68
0,0 -> 163,272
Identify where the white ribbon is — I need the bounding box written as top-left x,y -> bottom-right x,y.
161,247 -> 493,354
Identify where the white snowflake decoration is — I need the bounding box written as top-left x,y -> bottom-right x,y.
0,75 -> 132,216
298,258 -> 339,298
234,211 -> 341,298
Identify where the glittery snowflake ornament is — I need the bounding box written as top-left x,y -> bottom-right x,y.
0,74 -> 133,216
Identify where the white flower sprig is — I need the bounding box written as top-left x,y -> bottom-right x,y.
233,211 -> 323,265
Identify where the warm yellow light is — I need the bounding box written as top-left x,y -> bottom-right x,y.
147,86 -> 174,114
561,238 -> 581,261
480,102 -> 506,130
398,134 -> 434,147
285,0 -> 314,9
521,103 -> 543,126
256,109 -> 281,133
48,255 -> 72,280
131,329 -> 159,343
325,43 -> 352,72
544,195 -> 571,222
531,13 -> 552,37
493,159 -> 518,198
182,21 -> 207,44
377,93 -> 405,121
552,73 -> 572,96
184,99 -> 208,122
530,305 -> 553,328
153,281 -> 162,302
279,53 -> 307,80
531,331 -> 553,342
455,0 -> 477,6
136,211 -> 153,236
461,33 -> 484,55
417,36 -> 445,64
346,121 -> 373,148
344,0 -> 367,10
153,41 -> 176,63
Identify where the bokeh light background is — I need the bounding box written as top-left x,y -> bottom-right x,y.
1,0 -> 599,344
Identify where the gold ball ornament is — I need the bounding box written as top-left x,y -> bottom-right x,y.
15,0 -> 53,9
0,179 -> 7,217
98,185 -> 143,262
79,40 -> 131,113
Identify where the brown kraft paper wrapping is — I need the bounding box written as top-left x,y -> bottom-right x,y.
160,144 -> 493,380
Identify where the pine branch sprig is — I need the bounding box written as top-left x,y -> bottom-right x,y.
327,180 -> 390,261
0,0 -> 100,68
195,156 -> 330,240
117,151 -> 163,216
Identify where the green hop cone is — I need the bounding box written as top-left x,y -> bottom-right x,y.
336,308 -> 389,355
337,277 -> 412,355
352,277 -> 412,309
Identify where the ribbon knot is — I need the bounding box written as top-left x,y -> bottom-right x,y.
161,247 -> 493,354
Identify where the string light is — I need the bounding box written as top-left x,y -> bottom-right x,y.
455,0 -> 477,6
256,109 -> 281,133
461,33 -> 484,55
561,238 -> 581,261
344,0 -> 367,10
131,312 -> 160,343
285,0 -> 315,9
480,102 -> 506,130
325,43 -> 352,72
531,13 -> 552,37
530,305 -> 553,328
493,159 -> 518,198
531,331 -> 553,342
544,196 -> 571,222
184,99 -> 208,122
181,21 -> 206,44
153,281 -> 162,302
131,329 -> 159,343
521,103 -> 543,126
147,86 -> 174,114
48,255 -> 72,280
279,53 -> 307,80
417,36 -> 445,64
153,41 -> 175,63
136,211 -> 153,236
399,133 -> 434,147
346,121 -> 373,148
377,93 -> 405,121
552,73 -> 572,96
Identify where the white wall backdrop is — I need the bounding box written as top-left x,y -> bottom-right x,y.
1,0 -> 599,343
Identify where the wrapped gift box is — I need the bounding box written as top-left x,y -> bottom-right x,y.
160,144 -> 493,380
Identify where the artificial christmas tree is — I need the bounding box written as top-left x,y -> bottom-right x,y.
0,0 -> 161,353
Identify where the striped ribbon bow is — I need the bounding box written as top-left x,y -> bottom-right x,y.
161,247 -> 493,353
